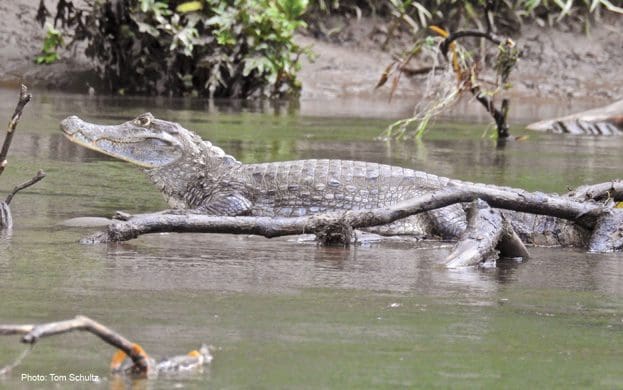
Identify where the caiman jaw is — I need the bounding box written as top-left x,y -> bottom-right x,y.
60,115 -> 183,168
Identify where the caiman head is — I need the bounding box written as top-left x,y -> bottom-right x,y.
60,112 -> 191,168
61,113 -> 240,210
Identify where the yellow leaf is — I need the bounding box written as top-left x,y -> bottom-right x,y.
615,202 -> 623,209
429,25 -> 449,38
176,1 -> 203,13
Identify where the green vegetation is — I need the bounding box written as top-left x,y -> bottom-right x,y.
37,0 -> 310,98
35,26 -> 63,65
307,0 -> 622,32
35,1 -> 620,98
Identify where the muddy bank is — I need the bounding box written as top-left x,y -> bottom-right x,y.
1,1 -> 621,110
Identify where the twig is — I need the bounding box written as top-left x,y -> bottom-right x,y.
0,85 -> 32,176
4,170 -> 46,205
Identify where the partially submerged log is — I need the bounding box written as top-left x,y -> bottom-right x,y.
0,315 -> 212,377
445,200 -> 529,268
527,99 -> 623,135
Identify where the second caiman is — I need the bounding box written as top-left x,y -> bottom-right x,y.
61,113 -> 602,251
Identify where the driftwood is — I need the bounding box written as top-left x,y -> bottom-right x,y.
77,181 -> 622,267
0,315 -> 212,377
0,85 -> 46,229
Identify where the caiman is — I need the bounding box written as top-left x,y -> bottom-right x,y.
60,113 -> 603,252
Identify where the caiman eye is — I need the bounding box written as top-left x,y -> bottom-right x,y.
135,113 -> 152,127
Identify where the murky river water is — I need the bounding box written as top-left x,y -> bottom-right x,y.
0,88 -> 622,389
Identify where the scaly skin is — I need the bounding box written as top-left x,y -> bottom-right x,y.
60,113 -> 590,246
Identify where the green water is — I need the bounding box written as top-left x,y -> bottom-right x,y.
0,89 -> 622,389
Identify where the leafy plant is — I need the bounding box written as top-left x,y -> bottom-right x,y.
35,25 -> 63,65
36,0 -> 310,98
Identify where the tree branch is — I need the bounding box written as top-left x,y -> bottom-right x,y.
82,185 -> 604,245
0,85 -> 32,177
4,170 -> 46,205
0,315 -> 213,376
471,86 -> 510,139
440,30 -> 502,59
0,315 -> 151,374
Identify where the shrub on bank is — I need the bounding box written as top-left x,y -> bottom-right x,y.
36,0 -> 310,98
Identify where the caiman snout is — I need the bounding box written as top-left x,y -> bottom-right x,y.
60,114 -> 185,168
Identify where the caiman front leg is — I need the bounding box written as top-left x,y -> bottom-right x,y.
113,192 -> 254,220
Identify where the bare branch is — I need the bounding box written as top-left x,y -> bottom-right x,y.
0,85 -> 32,177
0,315 -> 150,373
440,30 -> 502,59
0,316 -> 213,377
4,170 -> 46,205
